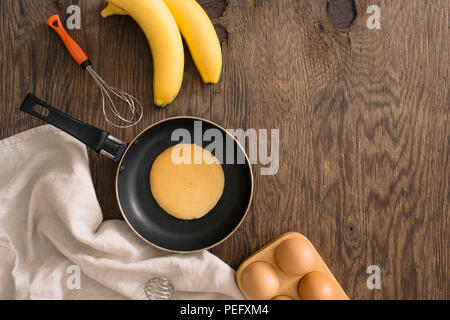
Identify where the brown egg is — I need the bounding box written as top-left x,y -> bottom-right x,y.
274,238 -> 316,276
241,261 -> 280,299
298,272 -> 337,300
272,295 -> 295,300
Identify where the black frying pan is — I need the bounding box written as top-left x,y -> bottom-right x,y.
20,94 -> 253,252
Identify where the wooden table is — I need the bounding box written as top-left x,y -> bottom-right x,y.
0,0 -> 448,299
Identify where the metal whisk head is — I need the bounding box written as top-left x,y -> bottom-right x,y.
86,65 -> 143,129
144,277 -> 175,300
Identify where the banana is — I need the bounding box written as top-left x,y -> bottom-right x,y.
162,0 -> 222,84
101,0 -> 184,107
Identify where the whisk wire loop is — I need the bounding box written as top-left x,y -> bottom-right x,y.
86,65 -> 143,129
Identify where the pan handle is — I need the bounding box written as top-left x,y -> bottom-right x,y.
20,93 -> 127,162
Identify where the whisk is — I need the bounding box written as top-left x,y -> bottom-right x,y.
46,15 -> 143,128
144,277 -> 175,300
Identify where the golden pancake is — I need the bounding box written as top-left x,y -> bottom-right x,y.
150,143 -> 225,220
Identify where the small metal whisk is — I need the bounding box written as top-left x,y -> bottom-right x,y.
144,277 -> 175,300
47,14 -> 143,129
86,65 -> 143,128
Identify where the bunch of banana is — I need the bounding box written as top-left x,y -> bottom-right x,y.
101,0 -> 222,107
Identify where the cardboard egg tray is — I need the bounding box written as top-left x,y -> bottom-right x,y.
236,232 -> 349,300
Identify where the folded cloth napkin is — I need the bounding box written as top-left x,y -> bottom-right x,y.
0,125 -> 244,300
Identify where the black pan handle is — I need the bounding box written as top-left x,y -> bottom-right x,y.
20,93 -> 127,162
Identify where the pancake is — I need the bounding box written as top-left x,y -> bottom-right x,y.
150,143 -> 225,220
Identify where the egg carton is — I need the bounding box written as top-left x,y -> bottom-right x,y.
236,232 -> 349,300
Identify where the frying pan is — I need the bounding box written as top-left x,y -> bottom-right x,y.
20,94 -> 253,252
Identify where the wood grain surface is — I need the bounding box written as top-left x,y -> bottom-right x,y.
0,0 -> 448,299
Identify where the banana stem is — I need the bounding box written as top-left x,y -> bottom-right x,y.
101,2 -> 128,18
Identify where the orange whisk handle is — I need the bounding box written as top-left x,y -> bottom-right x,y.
46,14 -> 91,68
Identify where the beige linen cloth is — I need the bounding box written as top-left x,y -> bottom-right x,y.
0,125 -> 244,300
